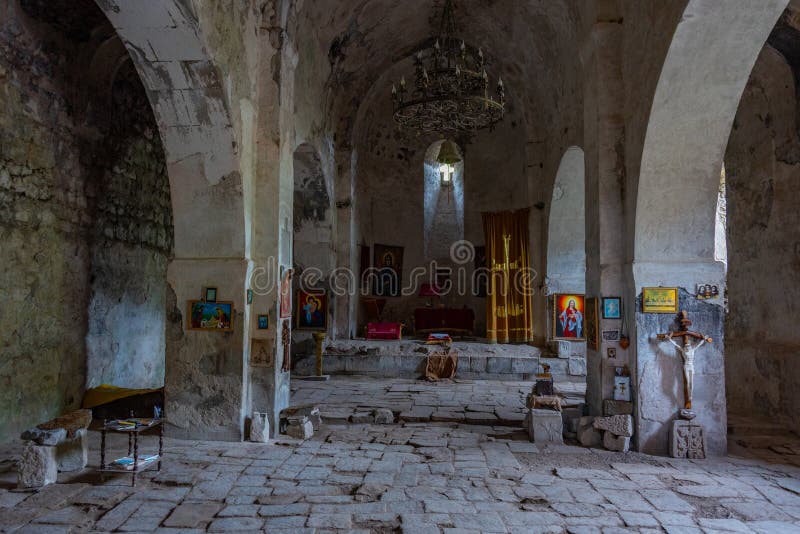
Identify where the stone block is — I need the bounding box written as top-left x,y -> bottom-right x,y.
286,419 -> 314,440
593,415 -> 633,437
527,409 -> 564,444
373,409 -> 394,424
20,427 -> 66,446
603,431 -> 630,452
603,399 -> 633,416
578,425 -> 602,448
56,428 -> 88,472
250,412 -> 269,443
568,357 -> 587,376
281,404 -> 322,431
350,412 -> 374,424
670,420 -> 706,459
18,442 -> 57,488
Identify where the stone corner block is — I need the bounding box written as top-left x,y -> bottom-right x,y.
603,399 -> 633,416
603,430 -> 631,452
593,415 -> 633,437
527,408 -> 564,444
18,441 -> 58,488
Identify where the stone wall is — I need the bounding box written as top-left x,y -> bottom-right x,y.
725,44 -> 800,433
354,90 -> 529,336
0,0 -> 172,442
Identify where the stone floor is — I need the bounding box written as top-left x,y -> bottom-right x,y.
291,376 -> 586,427
1,422 -> 799,533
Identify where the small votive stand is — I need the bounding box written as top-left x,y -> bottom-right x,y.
99,418 -> 163,486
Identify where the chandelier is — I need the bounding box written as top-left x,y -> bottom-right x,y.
391,0 -> 506,133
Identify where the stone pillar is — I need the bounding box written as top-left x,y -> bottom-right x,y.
332,149 -> 358,340
582,19 -> 629,416
244,20 -> 298,437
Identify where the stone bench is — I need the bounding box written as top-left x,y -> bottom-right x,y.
18,409 -> 92,488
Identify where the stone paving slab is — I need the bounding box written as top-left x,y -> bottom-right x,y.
0,411 -> 798,533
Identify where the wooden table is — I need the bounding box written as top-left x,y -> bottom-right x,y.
99,418 -> 163,486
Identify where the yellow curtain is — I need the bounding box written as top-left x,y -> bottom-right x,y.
482,208 -> 534,343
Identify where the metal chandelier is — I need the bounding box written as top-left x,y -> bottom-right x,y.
391,0 -> 506,133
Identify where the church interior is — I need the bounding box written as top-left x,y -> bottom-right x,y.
1,0 -> 800,531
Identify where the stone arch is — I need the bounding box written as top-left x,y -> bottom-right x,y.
92,1 -> 249,441
546,146 -> 585,295
632,0 -> 789,456
94,0 -> 242,259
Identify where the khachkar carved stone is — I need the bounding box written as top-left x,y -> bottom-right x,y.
670,420 -> 706,459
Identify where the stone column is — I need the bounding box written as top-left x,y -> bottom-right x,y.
583,19 -> 629,416
332,149 -> 358,340
244,21 -> 298,437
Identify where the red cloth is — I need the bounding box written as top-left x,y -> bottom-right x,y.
367,322 -> 402,340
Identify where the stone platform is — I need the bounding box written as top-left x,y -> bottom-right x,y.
293,339 -> 557,380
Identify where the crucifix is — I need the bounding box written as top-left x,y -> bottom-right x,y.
657,310 -> 712,418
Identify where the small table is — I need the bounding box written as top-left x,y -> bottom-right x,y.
99,418 -> 163,486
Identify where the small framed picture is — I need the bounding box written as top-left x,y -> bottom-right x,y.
602,329 -> 620,342
602,297 -> 621,319
188,300 -> 233,332
257,314 -> 269,330
204,287 -> 217,303
642,287 -> 678,313
607,347 -> 617,358
247,289 -> 253,305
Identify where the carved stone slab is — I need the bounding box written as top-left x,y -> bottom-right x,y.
670,420 -> 706,459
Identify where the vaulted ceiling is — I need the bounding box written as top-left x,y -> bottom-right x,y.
291,0 -> 586,148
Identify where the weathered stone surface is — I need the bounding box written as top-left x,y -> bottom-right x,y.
373,409 -> 394,424
603,430 -> 631,452
578,425 -> 602,448
603,399 -> 633,416
280,404 -> 322,431
350,412 -> 374,424
568,356 -> 587,376
593,415 -> 633,437
18,442 -> 57,488
670,420 -> 706,459
286,419 -> 314,440
250,412 -> 269,443
163,502 -> 223,528
527,409 -> 564,444
55,428 -> 88,472
20,427 -> 67,446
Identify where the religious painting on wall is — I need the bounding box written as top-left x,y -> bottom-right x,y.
602,297 -> 621,319
373,244 -> 403,297
188,300 -> 234,332
250,338 -> 273,367
586,297 -> 599,350
552,294 -> 585,341
280,268 -> 293,319
296,290 -> 327,330
642,287 -> 678,313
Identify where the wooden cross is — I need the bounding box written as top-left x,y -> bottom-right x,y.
657,310 -> 712,410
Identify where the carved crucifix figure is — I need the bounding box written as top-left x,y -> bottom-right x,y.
657,310 -> 712,412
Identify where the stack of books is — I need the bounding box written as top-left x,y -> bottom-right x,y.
110,454 -> 159,470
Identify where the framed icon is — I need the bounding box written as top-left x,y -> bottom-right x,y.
642,287 -> 678,313
204,287 -> 218,303
602,297 -> 621,319
257,314 -> 269,330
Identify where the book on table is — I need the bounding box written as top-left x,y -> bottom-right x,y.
110,454 -> 159,470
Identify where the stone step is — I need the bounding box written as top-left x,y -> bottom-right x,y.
293,352 -> 542,381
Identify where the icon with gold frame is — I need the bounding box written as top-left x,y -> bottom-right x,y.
642,287 -> 678,313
